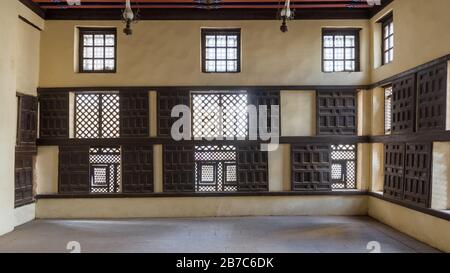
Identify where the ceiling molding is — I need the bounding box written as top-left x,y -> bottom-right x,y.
18,0 -> 46,19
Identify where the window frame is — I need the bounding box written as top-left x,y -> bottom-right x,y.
78,27 -> 117,73
321,28 -> 361,73
384,85 -> 393,135
380,12 -> 394,65
201,28 -> 241,73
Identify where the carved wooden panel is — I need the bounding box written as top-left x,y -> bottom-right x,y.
158,91 -> 190,137
122,145 -> 154,193
316,90 -> 357,135
291,144 -> 332,191
163,144 -> 195,192
236,145 -> 268,191
391,75 -> 415,134
59,146 -> 90,193
15,155 -> 34,207
120,91 -> 149,137
383,143 -> 405,200
17,95 -> 38,146
39,93 -> 69,138
417,63 -> 448,132
248,90 -> 280,134
404,143 -> 432,207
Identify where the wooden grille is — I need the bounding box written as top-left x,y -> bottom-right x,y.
89,147 -> 121,193
17,95 -> 38,146
317,90 -> 357,135
292,144 -> 332,191
404,143 -> 432,207
122,145 -> 154,193
391,75 -> 415,134
59,146 -> 90,193
384,143 -> 405,200
15,155 -> 34,207
248,90 -> 280,135
330,144 -> 356,189
75,93 -> 120,138
39,93 -> 69,138
195,145 -> 238,192
163,145 -> 195,192
158,91 -> 190,137
236,145 -> 268,192
119,91 -> 149,137
417,63 -> 448,132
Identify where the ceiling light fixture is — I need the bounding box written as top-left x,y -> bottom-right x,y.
122,0 -> 139,35
280,0 -> 294,33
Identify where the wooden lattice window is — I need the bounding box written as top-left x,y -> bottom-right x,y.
384,143 -> 405,200
192,92 -> 248,139
291,144 -> 332,191
417,63 -> 448,132
330,144 -> 356,189
381,13 -> 394,65
236,145 -> 268,192
195,145 -> 238,192
404,143 -> 432,207
122,145 -> 154,193
59,146 -> 90,194
322,28 -> 360,72
201,29 -> 241,73
158,90 -> 190,137
15,155 -> 34,207
317,90 -> 357,135
247,90 -> 280,135
79,28 -> 116,73
384,86 -> 393,135
16,95 -> 38,146
119,91 -> 149,137
39,93 -> 69,138
391,75 -> 415,134
89,147 -> 121,193
75,93 -> 120,139
163,145 -> 195,192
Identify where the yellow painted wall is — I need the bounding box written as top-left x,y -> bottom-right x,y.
370,0 -> 450,82
39,20 -> 370,87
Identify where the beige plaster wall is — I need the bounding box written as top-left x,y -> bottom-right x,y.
370,0 -> 450,83
432,142 -> 450,210
368,196 -> 450,252
39,20 -> 370,87
36,195 -> 368,219
268,144 -> 291,192
281,91 -> 316,136
357,90 -> 372,136
357,143 -> 371,191
35,146 -> 59,194
370,143 -> 384,193
370,87 -> 385,136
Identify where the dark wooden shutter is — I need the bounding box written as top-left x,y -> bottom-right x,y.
291,144 -> 332,191
158,90 -> 190,137
404,143 -> 432,207
391,75 -> 415,134
39,93 -> 69,138
163,144 -> 195,192
236,145 -> 268,192
316,90 -> 357,135
248,90 -> 280,134
15,155 -> 34,207
17,95 -> 38,146
119,91 -> 149,137
122,145 -> 154,193
417,63 -> 448,132
59,146 -> 90,193
383,143 -> 405,200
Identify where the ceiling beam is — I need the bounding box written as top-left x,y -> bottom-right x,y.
18,0 -> 46,19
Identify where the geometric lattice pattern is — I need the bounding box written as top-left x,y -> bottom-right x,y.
122,145 -> 154,193
202,29 -> 240,73
79,28 -> 116,72
158,91 -> 190,137
89,147 -> 121,193
247,90 -> 280,136
384,143 -> 405,200
17,95 -> 38,146
391,75 -> 415,134
163,145 -> 195,192
330,144 -> 356,189
404,143 -> 432,207
322,29 -> 359,72
39,93 -> 69,138
236,145 -> 268,192
317,90 -> 357,135
384,86 -> 393,135
192,92 -> 248,139
195,145 -> 238,192
119,91 -> 149,137
15,155 -> 34,207
59,146 -> 90,194
75,93 -> 120,139
291,144 -> 332,191
417,63 -> 448,132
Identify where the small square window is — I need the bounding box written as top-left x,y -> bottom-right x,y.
202,29 -> 241,73
79,28 -> 117,73
322,28 -> 360,73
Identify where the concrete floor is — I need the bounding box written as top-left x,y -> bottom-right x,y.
0,216 -> 438,253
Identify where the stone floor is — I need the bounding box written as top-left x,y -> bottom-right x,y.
0,216 -> 439,253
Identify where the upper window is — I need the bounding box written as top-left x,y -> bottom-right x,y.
201,29 -> 241,73
79,28 -> 117,73
381,13 -> 394,65
384,85 -> 393,135
322,28 -> 360,73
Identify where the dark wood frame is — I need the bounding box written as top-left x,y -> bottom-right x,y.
78,27 -> 117,73
201,28 -> 241,73
321,28 -> 361,73
380,12 -> 394,65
